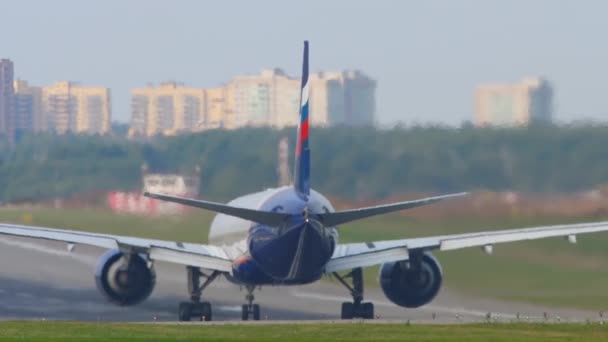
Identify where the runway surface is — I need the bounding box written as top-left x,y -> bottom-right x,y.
0,236 -> 599,323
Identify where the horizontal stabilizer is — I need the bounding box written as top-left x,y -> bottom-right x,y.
143,192 -> 290,226
318,192 -> 468,227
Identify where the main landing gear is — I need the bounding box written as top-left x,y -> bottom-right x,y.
333,268 -> 374,319
241,285 -> 261,320
178,266 -> 220,321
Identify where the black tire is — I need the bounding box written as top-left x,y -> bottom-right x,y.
241,304 -> 249,321
362,302 -> 374,319
178,302 -> 192,322
201,302 -> 212,322
341,302 -> 354,319
252,304 -> 261,321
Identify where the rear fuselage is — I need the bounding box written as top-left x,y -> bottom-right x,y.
208,186 -> 338,285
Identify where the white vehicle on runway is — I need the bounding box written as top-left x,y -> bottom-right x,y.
2,41 -> 608,321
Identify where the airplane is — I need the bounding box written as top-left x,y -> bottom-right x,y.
2,41 -> 608,322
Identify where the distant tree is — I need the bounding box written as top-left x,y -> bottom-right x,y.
2,125 -> 608,202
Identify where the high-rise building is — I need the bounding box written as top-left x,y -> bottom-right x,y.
0,59 -> 15,141
225,68 -> 376,129
13,80 -> 43,133
342,70 -> 377,126
204,87 -> 230,129
309,70 -> 376,126
474,77 -> 553,127
130,82 -> 207,137
308,73 -> 342,126
129,69 -> 376,137
42,81 -> 111,134
226,68 -> 300,129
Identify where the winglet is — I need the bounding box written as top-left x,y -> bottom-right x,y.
294,40 -> 311,200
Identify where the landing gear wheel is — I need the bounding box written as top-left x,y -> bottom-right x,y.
241,304 -> 261,321
178,301 -> 213,321
242,304 -> 249,321
241,285 -> 261,321
341,302 -> 373,319
341,302 -> 354,319
252,304 -> 261,321
334,268 -> 375,319
178,267 -> 220,322
179,302 -> 192,322
361,302 -> 374,319
199,302 -> 212,321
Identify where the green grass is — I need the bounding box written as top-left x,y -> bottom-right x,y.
0,322 -> 608,341
0,207 -> 214,243
2,207 -> 608,311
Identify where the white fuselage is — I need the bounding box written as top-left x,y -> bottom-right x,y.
208,186 -> 338,257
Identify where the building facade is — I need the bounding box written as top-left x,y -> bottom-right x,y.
309,70 -> 376,126
226,68 -> 300,129
204,87 -> 230,129
13,80 -> 43,133
42,81 -> 111,134
0,59 -> 15,141
474,77 -> 553,126
226,69 -> 376,129
130,82 -> 207,137
129,69 -> 376,137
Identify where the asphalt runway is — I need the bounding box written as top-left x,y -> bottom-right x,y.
0,236 -> 599,323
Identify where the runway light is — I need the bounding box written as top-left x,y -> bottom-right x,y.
482,245 -> 493,255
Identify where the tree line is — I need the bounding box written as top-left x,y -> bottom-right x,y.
1,124 -> 608,203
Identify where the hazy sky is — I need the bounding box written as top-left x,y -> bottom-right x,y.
2,0 -> 607,125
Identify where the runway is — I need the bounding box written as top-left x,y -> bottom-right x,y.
0,236 -> 598,323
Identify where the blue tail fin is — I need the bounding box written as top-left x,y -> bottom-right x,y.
294,41 -> 310,200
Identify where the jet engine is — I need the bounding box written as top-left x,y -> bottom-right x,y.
379,252 -> 442,308
95,249 -> 156,306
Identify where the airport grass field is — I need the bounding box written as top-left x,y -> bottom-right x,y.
1,206 -> 608,311
0,321 -> 607,341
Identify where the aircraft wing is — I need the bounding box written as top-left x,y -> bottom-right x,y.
325,220 -> 608,273
0,222 -> 235,272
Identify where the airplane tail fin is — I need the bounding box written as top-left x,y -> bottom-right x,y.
294,40 -> 311,200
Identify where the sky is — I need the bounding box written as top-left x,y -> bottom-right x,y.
2,0 -> 607,125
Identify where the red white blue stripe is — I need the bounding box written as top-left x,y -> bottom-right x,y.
294,41 -> 311,199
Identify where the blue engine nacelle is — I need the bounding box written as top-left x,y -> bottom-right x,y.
95,250 -> 156,306
379,252 -> 443,308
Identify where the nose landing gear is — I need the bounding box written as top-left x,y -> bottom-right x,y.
241,285 -> 261,320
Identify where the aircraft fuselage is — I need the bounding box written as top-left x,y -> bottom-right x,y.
209,186 -> 338,285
